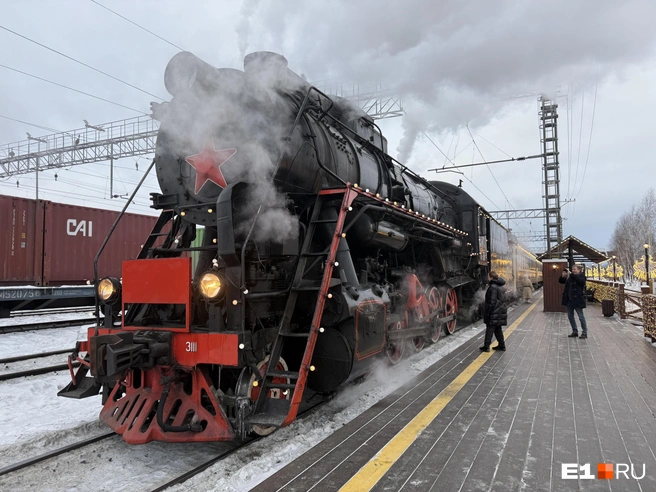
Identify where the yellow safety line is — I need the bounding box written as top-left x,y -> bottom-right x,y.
340,298 -> 541,491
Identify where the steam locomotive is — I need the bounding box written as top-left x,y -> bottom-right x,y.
59,51 -> 542,444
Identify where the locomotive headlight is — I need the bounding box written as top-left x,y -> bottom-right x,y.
199,272 -> 224,300
98,277 -> 121,304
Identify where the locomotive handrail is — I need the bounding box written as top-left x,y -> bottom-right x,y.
93,158 -> 157,329
174,201 -> 217,210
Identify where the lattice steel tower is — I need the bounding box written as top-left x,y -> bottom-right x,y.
539,97 -> 563,257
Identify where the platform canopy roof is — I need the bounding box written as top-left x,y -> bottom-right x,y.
537,235 -> 610,264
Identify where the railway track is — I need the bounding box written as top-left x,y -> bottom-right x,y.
0,432 -> 115,477
151,400 -> 326,491
0,317 -> 96,334
151,438 -> 262,491
0,348 -> 72,365
10,307 -> 95,318
0,400 -> 325,490
0,300 -> 534,488
154,305 -> 527,491
0,360 -> 79,382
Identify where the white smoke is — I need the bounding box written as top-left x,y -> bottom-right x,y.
236,0 -> 656,162
235,0 -> 264,59
464,287 -> 487,320
157,51 -> 301,245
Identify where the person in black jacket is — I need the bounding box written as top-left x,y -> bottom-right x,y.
559,264 -> 588,339
480,271 -> 508,352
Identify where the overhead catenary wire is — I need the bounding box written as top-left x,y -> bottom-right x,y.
90,0 -> 185,51
422,131 -> 516,224
565,90 -> 576,217
56,172 -> 159,196
56,163 -> 161,196
565,90 -> 572,203
574,83 -> 598,200
468,128 -> 513,159
69,166 -> 160,190
0,25 -> 165,101
428,153 -> 544,172
466,124 -> 517,211
0,63 -> 148,115
0,180 -> 156,213
573,88 -> 585,188
0,114 -> 61,133
428,126 -> 533,238
6,161 -> 161,201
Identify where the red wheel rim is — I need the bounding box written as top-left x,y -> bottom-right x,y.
426,286 -> 442,344
387,321 -> 405,364
444,287 -> 458,334
412,334 -> 425,352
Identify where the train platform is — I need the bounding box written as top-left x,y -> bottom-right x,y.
254,296 -> 656,491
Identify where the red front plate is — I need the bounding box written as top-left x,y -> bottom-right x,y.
122,257 -> 192,331
172,332 -> 239,367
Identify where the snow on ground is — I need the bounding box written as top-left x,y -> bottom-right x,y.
0,308 -> 501,491
0,321 -> 100,465
170,321 -> 487,492
0,372 -> 103,466
0,428 -> 233,492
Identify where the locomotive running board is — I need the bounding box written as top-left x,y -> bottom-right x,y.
246,187 -> 358,429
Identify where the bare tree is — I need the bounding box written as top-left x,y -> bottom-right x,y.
610,188 -> 656,281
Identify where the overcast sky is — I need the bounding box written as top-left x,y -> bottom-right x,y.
1,0 -> 655,253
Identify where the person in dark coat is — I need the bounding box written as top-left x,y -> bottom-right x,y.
480,271 -> 508,352
559,264 -> 587,339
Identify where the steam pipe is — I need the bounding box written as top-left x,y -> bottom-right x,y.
93,158 -> 156,330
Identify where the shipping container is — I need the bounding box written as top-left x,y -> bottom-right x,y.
0,195 -> 160,285
0,196 -> 44,284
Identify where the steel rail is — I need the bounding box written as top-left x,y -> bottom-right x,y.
0,432 -> 115,477
0,361 -> 79,381
0,317 -> 96,334
0,348 -> 72,364
151,400 -> 327,491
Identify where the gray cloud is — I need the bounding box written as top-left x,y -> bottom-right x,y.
0,0 -> 654,253
239,0 -> 656,160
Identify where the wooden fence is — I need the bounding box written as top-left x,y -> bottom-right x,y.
586,279 -> 644,320
585,279 -> 656,341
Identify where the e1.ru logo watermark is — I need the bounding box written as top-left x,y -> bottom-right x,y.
562,463 -> 645,480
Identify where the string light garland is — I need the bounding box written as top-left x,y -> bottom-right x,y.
633,255 -> 656,281
587,282 -> 615,302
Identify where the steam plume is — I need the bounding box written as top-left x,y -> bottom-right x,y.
237,0 -> 656,161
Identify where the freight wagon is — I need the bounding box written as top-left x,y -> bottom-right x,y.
0,195 -> 159,316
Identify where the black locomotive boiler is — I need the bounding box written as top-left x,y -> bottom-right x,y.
60,51 -> 541,444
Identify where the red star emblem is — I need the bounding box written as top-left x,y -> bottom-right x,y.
185,140 -> 237,194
